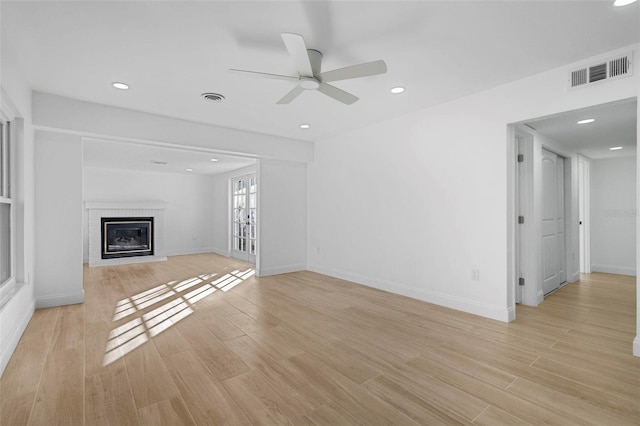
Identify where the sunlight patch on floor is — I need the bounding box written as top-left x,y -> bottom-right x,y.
102,268 -> 255,366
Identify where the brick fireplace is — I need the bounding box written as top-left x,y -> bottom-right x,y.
85,201 -> 167,267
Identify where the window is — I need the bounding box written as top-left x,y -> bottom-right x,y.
0,116 -> 12,287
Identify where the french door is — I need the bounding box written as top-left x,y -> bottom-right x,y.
231,174 -> 257,263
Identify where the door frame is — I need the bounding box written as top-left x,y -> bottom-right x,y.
509,124 -> 577,311
510,125 -> 540,308
513,127 -> 535,305
578,154 -> 591,274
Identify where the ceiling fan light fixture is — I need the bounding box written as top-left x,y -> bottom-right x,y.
390,86 -> 405,94
614,0 -> 637,6
299,78 -> 320,90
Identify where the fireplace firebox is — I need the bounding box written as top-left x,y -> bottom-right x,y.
101,217 -> 154,259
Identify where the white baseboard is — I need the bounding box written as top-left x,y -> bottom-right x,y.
569,271 -> 580,283
1,297 -> 35,376
167,247 -> 218,257
634,336 -> 640,358
308,264 -> 512,322
258,263 -> 307,277
36,290 -> 85,309
591,264 -> 636,276
211,247 -> 231,257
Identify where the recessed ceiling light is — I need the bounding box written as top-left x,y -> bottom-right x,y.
610,146 -> 623,151
186,168 -> 193,172
390,86 -> 405,94
210,158 -> 219,162
614,0 -> 637,7
300,124 -> 310,129
577,118 -> 595,124
112,82 -> 129,90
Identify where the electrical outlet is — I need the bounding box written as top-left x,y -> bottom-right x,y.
471,269 -> 480,281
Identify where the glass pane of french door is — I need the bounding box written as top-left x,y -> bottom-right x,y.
231,174 -> 256,262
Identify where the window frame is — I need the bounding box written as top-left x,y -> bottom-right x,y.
0,104 -> 16,305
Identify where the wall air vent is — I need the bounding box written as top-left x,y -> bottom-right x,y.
571,68 -> 587,87
609,55 -> 629,78
568,51 -> 632,89
588,63 -> 607,83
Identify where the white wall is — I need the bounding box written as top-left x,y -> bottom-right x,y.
210,160 -> 308,277
83,167 -> 216,260
34,131 -> 84,308
308,45 -> 639,322
258,159 -> 307,276
591,156 -> 637,275
33,92 -> 313,163
0,39 -> 36,376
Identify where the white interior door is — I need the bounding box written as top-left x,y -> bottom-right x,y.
541,149 -> 566,295
231,174 -> 257,263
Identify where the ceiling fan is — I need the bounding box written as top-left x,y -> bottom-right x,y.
230,33 -> 387,105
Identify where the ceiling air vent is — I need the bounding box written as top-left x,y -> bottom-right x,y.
201,92 -> 225,103
569,52 -> 632,89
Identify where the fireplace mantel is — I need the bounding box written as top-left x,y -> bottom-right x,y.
85,201 -> 168,267
85,201 -> 168,210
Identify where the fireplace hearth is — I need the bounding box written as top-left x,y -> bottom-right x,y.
101,217 -> 154,259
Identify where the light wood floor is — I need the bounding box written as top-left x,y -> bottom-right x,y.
1,253 -> 638,425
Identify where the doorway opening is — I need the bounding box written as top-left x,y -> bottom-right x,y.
508,98 -> 637,314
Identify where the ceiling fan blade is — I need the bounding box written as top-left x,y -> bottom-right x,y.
319,60 -> 387,83
317,83 -> 359,105
281,32 -> 314,77
229,68 -> 299,81
276,86 -> 305,104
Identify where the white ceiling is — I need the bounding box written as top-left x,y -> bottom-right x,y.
525,99 -> 637,160
2,1 -> 639,172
